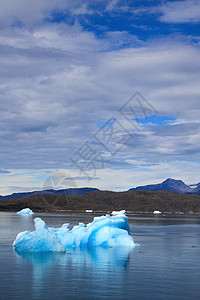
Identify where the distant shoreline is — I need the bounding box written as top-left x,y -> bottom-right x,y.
1,209 -> 200,215
1,189 -> 200,214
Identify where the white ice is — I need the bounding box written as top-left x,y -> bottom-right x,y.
153,210 -> 161,214
17,208 -> 34,215
13,210 -> 135,252
111,210 -> 126,216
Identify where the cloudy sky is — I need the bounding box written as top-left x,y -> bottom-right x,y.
0,0 -> 200,195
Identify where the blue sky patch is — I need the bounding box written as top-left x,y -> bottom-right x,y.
134,115 -> 176,126
47,0 -> 200,49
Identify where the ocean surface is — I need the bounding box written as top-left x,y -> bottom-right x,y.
0,212 -> 200,300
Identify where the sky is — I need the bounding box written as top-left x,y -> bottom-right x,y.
0,0 -> 200,195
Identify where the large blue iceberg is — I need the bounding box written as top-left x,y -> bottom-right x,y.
17,208 -> 34,215
13,211 -> 135,252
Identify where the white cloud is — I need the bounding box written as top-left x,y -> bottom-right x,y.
0,24 -> 200,173
159,0 -> 200,24
0,0 -> 95,28
0,1 -> 200,192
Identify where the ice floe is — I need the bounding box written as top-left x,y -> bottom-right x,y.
17,208 -> 34,215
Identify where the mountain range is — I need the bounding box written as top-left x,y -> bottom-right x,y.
0,178 -> 200,201
128,178 -> 200,194
0,187 -> 99,201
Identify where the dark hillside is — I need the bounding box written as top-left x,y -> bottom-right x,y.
0,190 -> 200,214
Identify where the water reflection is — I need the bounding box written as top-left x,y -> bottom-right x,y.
16,246 -> 133,269
16,247 -> 134,299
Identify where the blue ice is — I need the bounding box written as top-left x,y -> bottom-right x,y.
17,208 -> 34,215
13,211 -> 135,252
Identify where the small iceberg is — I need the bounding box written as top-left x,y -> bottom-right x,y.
153,210 -> 161,214
17,208 -> 34,215
13,210 -> 135,252
111,210 -> 126,216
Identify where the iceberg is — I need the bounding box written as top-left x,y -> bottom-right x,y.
13,210 -> 135,252
153,210 -> 161,214
111,210 -> 126,216
17,208 -> 34,215
13,218 -> 66,252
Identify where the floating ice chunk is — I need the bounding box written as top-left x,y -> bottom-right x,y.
17,208 -> 34,215
86,210 -> 93,213
153,210 -> 161,214
13,212 -> 135,252
13,218 -> 66,252
111,210 -> 126,216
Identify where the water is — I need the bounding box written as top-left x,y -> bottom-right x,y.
0,212 -> 200,300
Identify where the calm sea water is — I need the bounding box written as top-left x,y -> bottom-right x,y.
0,212 -> 200,300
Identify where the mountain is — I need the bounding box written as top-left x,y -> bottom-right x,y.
1,178 -> 199,201
192,183 -> 200,194
0,187 -> 99,200
128,178 -> 193,194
